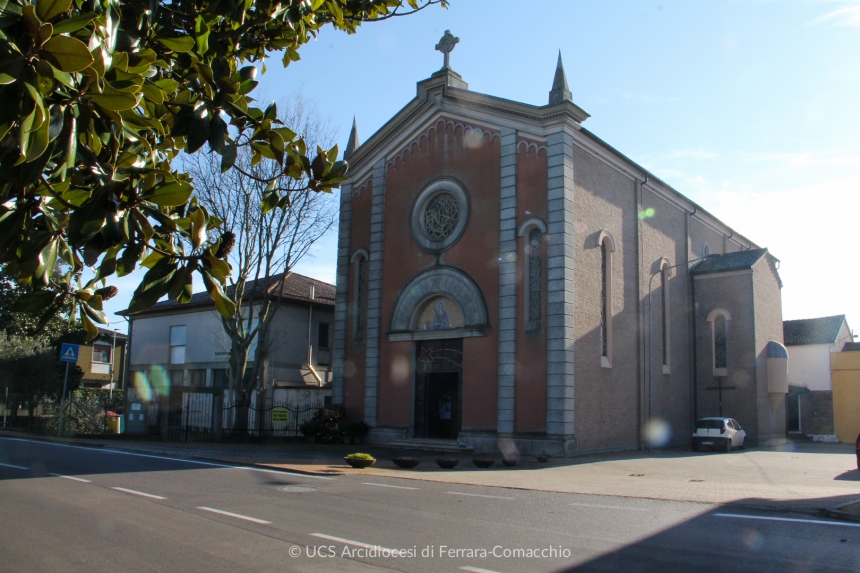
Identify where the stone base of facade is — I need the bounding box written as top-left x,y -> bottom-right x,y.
366,426 -> 410,445
459,431 -> 578,457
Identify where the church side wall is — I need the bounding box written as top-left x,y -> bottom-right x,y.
753,257 -> 787,443
344,182 -> 373,420
640,189 -> 693,447
694,273 -> 760,441
515,143 -> 548,432
378,124 -> 501,432
572,146 -> 640,453
689,217 -> 727,258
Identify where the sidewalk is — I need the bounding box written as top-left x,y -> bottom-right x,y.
3,430 -> 858,513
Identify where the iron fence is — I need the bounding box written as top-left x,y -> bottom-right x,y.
222,400 -> 323,437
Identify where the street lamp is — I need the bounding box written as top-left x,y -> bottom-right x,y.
646,254 -> 713,449
109,328 -> 120,402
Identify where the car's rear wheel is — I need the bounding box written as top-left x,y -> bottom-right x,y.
739,437 -> 745,450
725,438 -> 732,453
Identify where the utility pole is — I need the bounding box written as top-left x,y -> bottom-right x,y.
3,386 -> 8,428
109,329 -> 119,402
58,361 -> 70,437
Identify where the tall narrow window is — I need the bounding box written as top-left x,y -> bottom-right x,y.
714,315 -> 727,369
660,261 -> 672,374
707,309 -> 731,376
351,250 -> 369,342
527,228 -> 542,331
600,242 -> 608,357
597,230 -> 615,368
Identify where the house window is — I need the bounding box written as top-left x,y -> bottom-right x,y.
188,369 -> 206,387
92,343 -> 111,364
212,369 -> 229,388
527,228 -> 542,331
170,325 -> 186,364
352,250 -> 368,342
707,309 -> 731,376
169,369 -> 185,386
598,230 -> 615,368
318,323 -> 331,350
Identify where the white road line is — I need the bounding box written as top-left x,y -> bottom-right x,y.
362,482 -> 419,490
310,533 -> 397,552
714,513 -> 860,528
445,491 -> 515,500
460,566 -> 505,573
0,437 -> 334,480
198,506 -> 271,524
570,502 -> 647,511
0,462 -> 28,470
48,473 -> 91,483
111,487 -> 166,500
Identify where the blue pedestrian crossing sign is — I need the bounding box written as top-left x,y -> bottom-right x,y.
60,343 -> 79,362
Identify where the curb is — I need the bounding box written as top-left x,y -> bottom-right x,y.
821,499 -> 860,524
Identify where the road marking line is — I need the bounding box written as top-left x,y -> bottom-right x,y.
0,462 -> 28,470
310,533 -> 397,552
714,513 -> 860,528
460,567 -> 505,573
49,473 -> 91,483
570,502 -> 647,511
362,482 -> 419,490
198,506 -> 271,524
111,487 -> 166,500
0,437 -> 334,480
445,491 -> 515,500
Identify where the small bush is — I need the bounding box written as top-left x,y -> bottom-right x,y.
345,452 -> 375,461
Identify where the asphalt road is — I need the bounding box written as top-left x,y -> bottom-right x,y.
1,437 -> 858,573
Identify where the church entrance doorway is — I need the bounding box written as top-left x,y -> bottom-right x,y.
414,339 -> 462,440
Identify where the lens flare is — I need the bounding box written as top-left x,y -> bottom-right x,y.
645,418 -> 672,448
742,528 -> 765,552
149,365 -> 170,398
133,371 -> 152,402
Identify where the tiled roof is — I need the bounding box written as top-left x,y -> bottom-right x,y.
783,315 -> 846,346
689,248 -> 769,276
120,272 -> 334,316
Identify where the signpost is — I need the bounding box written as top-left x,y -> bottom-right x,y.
57,344 -> 79,437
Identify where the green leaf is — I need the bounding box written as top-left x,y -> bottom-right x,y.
80,308 -> 99,341
220,143 -> 237,173
156,37 -> 195,53
9,289 -> 58,312
146,181 -> 193,207
41,34 -> 94,72
189,207 -> 205,249
201,270 -> 235,318
0,56 -> 24,85
36,0 -> 71,22
88,90 -> 138,111
50,12 -> 96,34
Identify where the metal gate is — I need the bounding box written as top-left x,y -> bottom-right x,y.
166,391 -> 215,442
222,401 -> 323,437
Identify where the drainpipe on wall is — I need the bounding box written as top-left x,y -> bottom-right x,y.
307,286 -> 316,386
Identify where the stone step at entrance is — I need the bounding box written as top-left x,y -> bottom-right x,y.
383,438 -> 474,453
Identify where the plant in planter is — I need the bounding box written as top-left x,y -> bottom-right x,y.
502,457 -> 518,467
472,457 -> 495,468
435,458 -> 459,469
535,454 -> 551,462
393,456 -> 421,469
344,453 -> 376,468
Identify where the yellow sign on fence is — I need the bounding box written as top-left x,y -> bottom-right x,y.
272,408 -> 289,424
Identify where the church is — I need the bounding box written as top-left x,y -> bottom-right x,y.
331,32 -> 789,455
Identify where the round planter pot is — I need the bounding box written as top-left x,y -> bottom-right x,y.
393,457 -> 421,469
435,458 -> 459,469
344,457 -> 376,468
501,458 -> 518,467
472,458 -> 495,468
535,454 -> 550,462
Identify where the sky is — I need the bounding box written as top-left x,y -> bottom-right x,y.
106,0 -> 860,337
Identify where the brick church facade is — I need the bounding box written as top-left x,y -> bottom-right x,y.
332,37 -> 788,455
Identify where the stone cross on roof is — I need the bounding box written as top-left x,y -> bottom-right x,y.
435,30 -> 459,70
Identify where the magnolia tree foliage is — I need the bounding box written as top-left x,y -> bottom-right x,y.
0,0 -> 446,339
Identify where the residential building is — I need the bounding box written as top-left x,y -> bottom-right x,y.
76,328 -> 127,390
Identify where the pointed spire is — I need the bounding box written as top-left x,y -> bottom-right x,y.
344,116 -> 359,160
548,51 -> 572,105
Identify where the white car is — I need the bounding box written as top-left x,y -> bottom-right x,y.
691,417 -> 746,452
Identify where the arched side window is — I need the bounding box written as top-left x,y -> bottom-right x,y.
351,249 -> 369,342
660,258 -> 674,374
518,218 -> 547,333
702,242 -> 711,257
597,230 -> 616,368
706,308 -> 731,376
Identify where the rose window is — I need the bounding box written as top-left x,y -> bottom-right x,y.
423,192 -> 460,241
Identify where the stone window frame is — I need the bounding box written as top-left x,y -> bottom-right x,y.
659,257 -> 675,375
518,217 -> 547,333
410,178 -> 470,253
597,229 -> 616,368
706,308 -> 731,377
350,248 -> 369,342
